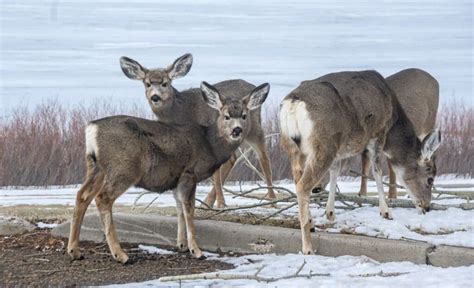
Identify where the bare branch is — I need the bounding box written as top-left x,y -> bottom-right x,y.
159,260 -> 329,283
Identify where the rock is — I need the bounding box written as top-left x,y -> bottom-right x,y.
0,216 -> 36,235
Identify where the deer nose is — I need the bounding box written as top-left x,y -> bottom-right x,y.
151,95 -> 160,102
232,127 -> 242,137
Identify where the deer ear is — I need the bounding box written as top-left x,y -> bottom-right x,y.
421,129 -> 441,161
201,81 -> 223,110
167,53 -> 193,80
120,57 -> 146,80
243,83 -> 270,111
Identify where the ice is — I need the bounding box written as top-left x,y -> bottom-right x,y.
1,0 -> 472,120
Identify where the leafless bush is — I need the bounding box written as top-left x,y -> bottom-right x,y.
0,100 -> 152,187
0,100 -> 472,187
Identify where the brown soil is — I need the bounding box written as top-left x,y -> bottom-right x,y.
0,229 -> 233,287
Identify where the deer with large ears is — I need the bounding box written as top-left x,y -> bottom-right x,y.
120,54 -> 275,208
280,70 -> 441,254
359,68 -> 440,199
67,81 -> 270,263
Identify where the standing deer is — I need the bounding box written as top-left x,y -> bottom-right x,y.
120,54 -> 275,208
280,70 -> 441,254
67,81 -> 270,263
359,68 -> 439,198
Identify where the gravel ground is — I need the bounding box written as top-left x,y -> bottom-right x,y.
0,228 -> 233,287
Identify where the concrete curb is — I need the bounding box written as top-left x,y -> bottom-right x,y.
52,213 -> 474,268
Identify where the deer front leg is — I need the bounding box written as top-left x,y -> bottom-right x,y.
173,190 -> 188,252
177,172 -> 205,259
387,161 -> 397,199
95,192 -> 129,264
368,139 -> 393,220
325,161 -> 342,221
358,149 -> 370,196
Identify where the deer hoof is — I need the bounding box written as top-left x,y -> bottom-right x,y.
177,243 -> 189,253
325,210 -> 335,221
113,252 -> 129,264
380,211 -> 393,220
68,248 -> 83,261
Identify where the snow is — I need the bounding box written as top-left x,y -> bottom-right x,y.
1,0 -> 472,119
1,177 -> 473,248
138,244 -> 175,255
107,248 -> 474,287
36,222 -> 58,229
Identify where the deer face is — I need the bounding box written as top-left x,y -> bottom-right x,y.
201,81 -> 270,143
120,54 -> 193,113
396,130 -> 441,213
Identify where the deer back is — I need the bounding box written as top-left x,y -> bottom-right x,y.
386,68 -> 439,139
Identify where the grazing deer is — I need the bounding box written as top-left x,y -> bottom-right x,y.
120,54 -> 275,208
67,82 -> 270,263
359,68 -> 439,198
280,70 -> 441,254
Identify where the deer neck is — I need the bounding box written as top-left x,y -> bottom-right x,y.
384,102 -> 421,167
204,124 -> 239,165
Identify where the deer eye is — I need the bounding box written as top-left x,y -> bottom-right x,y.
242,114 -> 247,120
161,82 -> 168,88
224,115 -> 230,120
145,82 -> 151,88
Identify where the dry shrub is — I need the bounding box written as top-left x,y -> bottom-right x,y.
0,100 -> 472,187
0,100 -> 152,187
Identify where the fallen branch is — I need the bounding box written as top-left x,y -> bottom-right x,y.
159,260 -> 330,282
349,270 -> 411,278
256,202 -> 298,224
197,196 -> 296,219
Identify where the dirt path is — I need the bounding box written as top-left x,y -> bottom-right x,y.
0,229 -> 233,287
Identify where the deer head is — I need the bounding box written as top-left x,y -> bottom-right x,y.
120,54 -> 193,113
200,81 -> 270,143
396,129 -> 441,212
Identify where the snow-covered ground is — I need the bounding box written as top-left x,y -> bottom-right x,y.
1,176 -> 473,248
104,246 -> 473,287
1,0 -> 472,118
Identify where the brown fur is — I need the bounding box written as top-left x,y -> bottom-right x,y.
280,70 -> 440,255
67,82 -> 270,263
120,55 -> 274,208
359,68 -> 439,198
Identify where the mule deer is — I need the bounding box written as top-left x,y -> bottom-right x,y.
120,55 -> 275,208
359,68 -> 439,198
67,82 -> 270,263
280,70 -> 441,254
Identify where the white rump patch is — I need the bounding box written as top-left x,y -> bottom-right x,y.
279,99 -> 314,155
85,124 -> 99,156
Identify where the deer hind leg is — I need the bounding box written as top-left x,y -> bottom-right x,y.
387,160 -> 397,199
176,172 -> 204,259
95,188 -> 129,264
296,148 -> 336,255
325,161 -> 343,221
173,189 -> 188,252
203,153 -> 236,208
249,136 -> 275,199
367,138 -> 393,219
67,165 -> 103,261
358,149 -> 370,196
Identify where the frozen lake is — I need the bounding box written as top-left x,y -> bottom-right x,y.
1,0 -> 472,118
